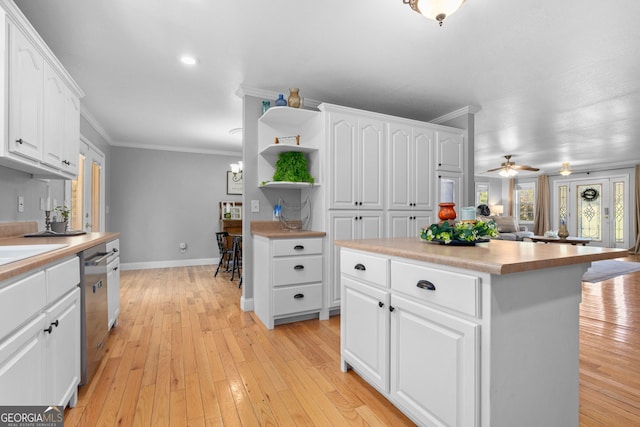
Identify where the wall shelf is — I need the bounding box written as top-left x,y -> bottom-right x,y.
259,181 -> 318,189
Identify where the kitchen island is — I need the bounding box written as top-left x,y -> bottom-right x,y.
336,238 -> 627,427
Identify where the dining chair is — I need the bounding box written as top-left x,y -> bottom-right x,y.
230,235 -> 242,287
214,232 -> 233,277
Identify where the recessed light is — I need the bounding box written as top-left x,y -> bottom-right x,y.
179,55 -> 198,66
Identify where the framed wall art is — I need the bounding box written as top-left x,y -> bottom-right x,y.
227,171 -> 243,195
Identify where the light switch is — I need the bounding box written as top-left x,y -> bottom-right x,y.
251,200 -> 260,212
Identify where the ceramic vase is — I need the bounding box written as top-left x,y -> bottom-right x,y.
287,88 -> 301,108
558,223 -> 569,239
438,203 -> 457,221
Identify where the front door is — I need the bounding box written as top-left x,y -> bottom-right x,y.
554,176 -> 629,248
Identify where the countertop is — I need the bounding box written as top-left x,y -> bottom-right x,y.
251,221 -> 326,238
0,231 -> 120,282
335,237 -> 628,275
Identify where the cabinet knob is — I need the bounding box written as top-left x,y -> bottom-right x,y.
378,301 -> 384,308
417,280 -> 436,291
16,138 -> 23,144
294,265 -> 305,270
293,245 -> 304,250
389,306 -> 395,312
294,293 -> 305,299
354,201 -> 358,206
354,263 -> 366,271
44,325 -> 53,334
51,320 -> 59,328
359,202 -> 363,206
113,266 -> 119,271
359,216 -> 363,220
438,163 -> 442,166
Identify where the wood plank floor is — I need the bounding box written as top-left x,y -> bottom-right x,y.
64,255 -> 640,426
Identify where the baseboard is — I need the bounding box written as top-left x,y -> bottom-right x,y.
241,296 -> 254,312
121,257 -> 218,271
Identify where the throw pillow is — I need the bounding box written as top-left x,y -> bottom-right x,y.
493,216 -> 519,233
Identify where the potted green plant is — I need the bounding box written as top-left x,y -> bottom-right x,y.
272,152 -> 314,184
51,205 -> 70,233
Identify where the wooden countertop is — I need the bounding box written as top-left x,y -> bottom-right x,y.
251,220 -> 326,239
335,237 -> 628,275
0,232 -> 120,282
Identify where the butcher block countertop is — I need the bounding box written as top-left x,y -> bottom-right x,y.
0,222 -> 119,282
251,221 -> 326,239
335,237 -> 628,275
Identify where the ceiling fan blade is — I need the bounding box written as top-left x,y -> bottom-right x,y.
512,165 -> 540,171
485,166 -> 505,172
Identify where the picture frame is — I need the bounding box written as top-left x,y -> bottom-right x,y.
230,206 -> 242,220
227,171 -> 243,195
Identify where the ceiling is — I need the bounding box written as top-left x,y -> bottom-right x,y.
14,0 -> 640,176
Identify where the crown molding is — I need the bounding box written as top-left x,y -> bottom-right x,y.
110,140 -> 241,156
236,85 -> 321,109
80,105 -> 113,145
430,105 -> 482,124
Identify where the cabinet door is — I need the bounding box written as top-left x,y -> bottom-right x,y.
412,212 -> 433,237
387,123 -> 412,210
390,295 -> 478,427
342,277 -> 390,392
358,117 -> 385,210
8,24 -> 44,161
328,212 -> 359,309
436,130 -> 464,172
358,211 -> 384,240
329,112 -> 358,209
62,89 -> 80,176
46,288 -> 80,406
107,258 -> 120,328
412,127 -> 435,210
387,212 -> 412,238
0,314 -> 47,405
43,62 -> 65,169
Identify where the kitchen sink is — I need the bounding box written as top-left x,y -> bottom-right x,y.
0,244 -> 68,266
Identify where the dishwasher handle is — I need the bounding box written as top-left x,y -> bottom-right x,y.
85,252 -> 111,266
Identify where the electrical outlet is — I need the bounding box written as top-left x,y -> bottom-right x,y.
18,196 -> 24,213
179,242 -> 187,253
251,200 -> 260,212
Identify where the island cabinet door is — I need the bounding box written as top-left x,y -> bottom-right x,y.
341,276 -> 390,393
389,294 -> 479,427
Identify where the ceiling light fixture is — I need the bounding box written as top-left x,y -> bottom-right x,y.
179,55 -> 198,66
402,0 -> 466,26
230,161 -> 243,174
498,167 -> 518,178
559,162 -> 573,176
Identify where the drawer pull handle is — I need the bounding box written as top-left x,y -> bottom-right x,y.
378,301 -> 384,308
354,263 -> 366,271
294,245 -> 304,250
417,280 -> 436,291
294,293 -> 304,299
294,265 -> 305,270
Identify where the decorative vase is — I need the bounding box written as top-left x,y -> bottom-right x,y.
438,203 -> 457,221
261,100 -> 270,114
558,223 -> 569,239
274,94 -> 287,106
287,88 -> 301,108
51,221 -> 67,234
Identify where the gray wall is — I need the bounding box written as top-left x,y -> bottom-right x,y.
109,146 -> 241,265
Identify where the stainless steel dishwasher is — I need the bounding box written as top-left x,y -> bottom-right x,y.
79,243 -> 110,385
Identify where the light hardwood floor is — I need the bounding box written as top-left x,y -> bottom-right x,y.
64,255 -> 640,426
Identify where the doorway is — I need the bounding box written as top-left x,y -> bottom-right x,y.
554,176 -> 629,248
67,137 -> 105,232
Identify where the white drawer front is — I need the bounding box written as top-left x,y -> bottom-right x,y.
273,238 -> 323,257
340,249 -> 389,288
0,271 -> 47,339
391,260 -> 480,317
106,239 -> 120,262
273,255 -> 322,286
46,256 -> 80,304
273,283 -> 322,316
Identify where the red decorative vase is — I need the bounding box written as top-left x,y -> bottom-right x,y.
438,203 -> 457,221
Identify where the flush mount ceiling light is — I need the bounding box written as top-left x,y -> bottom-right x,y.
559,162 -> 573,176
179,55 -> 198,66
498,167 -> 518,178
402,0 -> 466,26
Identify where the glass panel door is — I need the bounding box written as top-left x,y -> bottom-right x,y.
67,138 -> 105,233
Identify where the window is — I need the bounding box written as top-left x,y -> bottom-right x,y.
516,182 -> 536,223
475,183 -> 489,206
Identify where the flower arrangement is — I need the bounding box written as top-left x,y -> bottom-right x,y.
420,219 -> 499,244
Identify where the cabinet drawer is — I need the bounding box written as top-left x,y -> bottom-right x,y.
340,250 -> 389,288
46,256 -> 80,304
0,271 -> 47,339
273,283 -> 322,316
391,260 -> 480,317
106,239 -> 120,262
273,238 -> 323,256
273,255 -> 322,286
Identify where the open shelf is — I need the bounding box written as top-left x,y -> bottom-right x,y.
259,106 -> 319,128
260,144 -> 317,156
259,181 -> 318,189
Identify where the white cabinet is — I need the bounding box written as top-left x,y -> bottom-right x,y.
328,211 -> 383,309
107,239 -> 120,329
254,236 -> 324,329
43,62 -> 65,169
340,248 -> 479,427
7,20 -> 44,162
0,256 -> 81,407
386,211 -> 433,238
388,122 -> 434,211
325,108 -> 384,210
436,130 -> 464,173
62,86 -> 80,175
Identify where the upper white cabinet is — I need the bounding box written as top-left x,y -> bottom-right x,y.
0,4 -> 84,178
436,130 -> 464,173
258,106 -> 321,189
387,121 -> 434,211
325,107 -> 384,210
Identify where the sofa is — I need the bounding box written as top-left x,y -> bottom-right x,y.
479,215 -> 534,241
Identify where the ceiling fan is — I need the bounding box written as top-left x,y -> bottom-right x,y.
485,155 -> 540,177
